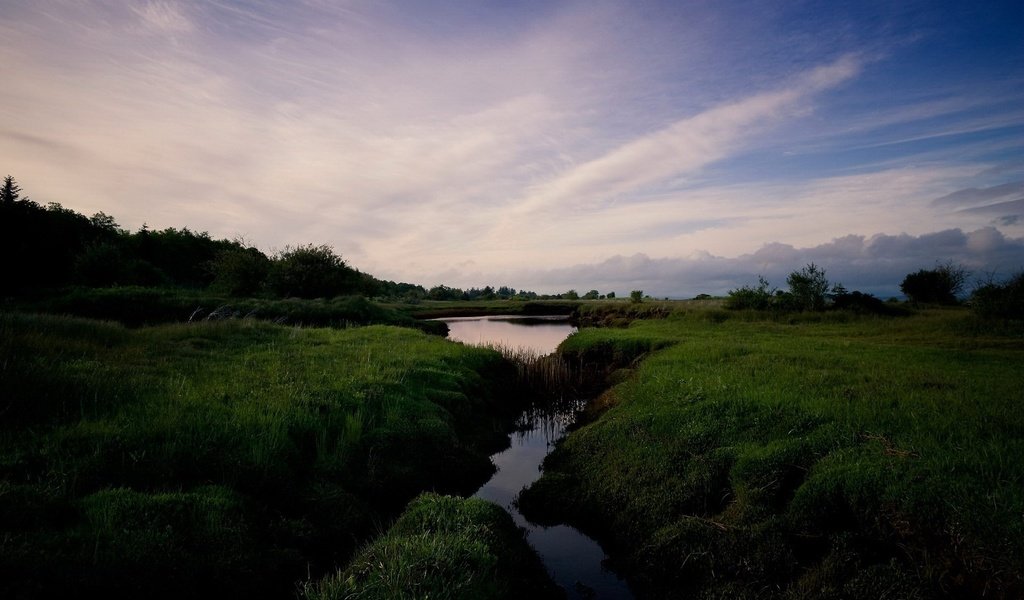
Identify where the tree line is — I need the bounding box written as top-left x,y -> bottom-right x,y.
0,176 -> 417,299
0,176 -> 615,302
725,261 -> 1022,318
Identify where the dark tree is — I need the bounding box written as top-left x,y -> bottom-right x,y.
970,271 -> 1024,319
267,244 -> 358,298
1,175 -> 21,204
900,262 -> 968,304
786,263 -> 831,311
209,246 -> 271,296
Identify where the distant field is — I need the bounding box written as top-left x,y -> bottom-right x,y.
522,307 -> 1024,598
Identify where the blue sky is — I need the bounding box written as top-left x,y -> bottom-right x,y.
2,0 -> 1023,296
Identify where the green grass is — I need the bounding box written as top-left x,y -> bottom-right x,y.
8,286 -> 447,333
305,493 -> 563,600
520,308 -> 1024,598
390,299 -> 580,319
0,312 -> 518,598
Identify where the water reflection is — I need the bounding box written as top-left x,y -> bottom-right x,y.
440,315 -> 633,599
442,315 -> 575,356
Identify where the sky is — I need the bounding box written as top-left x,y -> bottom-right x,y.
2,0 -> 1023,297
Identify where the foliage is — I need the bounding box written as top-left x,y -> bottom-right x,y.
785,262 -> 831,311
563,289 -> 579,300
971,271 -> 1024,319
17,286 -> 447,333
305,494 -> 561,600
900,262 -> 968,304
725,276 -> 775,310
131,226 -> 238,287
209,246 -> 271,296
831,290 -> 909,316
630,290 -> 644,304
521,309 -> 1024,598
727,265 -> 852,313
2,174 -> 22,204
266,244 -> 359,298
73,241 -> 168,287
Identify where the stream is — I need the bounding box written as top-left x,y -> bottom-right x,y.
441,315 -> 634,599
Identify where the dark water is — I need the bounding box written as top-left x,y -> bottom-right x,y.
442,315 -> 634,599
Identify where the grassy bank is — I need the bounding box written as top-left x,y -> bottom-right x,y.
0,313 -> 518,598
390,299 -> 580,320
306,493 -> 562,600
6,286 -> 447,334
520,308 -> 1024,598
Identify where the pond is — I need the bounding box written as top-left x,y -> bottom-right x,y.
440,315 -> 634,599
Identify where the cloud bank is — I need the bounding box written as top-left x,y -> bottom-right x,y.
482,228 -> 1024,299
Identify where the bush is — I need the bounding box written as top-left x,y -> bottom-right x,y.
786,263 -> 831,312
630,290 -> 644,304
832,291 -> 908,316
209,247 -> 271,296
725,277 -> 775,310
900,262 -> 967,304
266,244 -> 359,299
971,272 -> 1024,319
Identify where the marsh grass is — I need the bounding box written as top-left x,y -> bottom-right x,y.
304,493 -> 562,600
484,342 -> 578,400
520,307 -> 1024,598
0,313 -> 512,598
11,286 -> 447,334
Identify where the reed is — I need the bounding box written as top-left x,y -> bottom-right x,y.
484,342 -> 580,402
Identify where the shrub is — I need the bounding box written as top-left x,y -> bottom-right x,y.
971,271 -> 1024,319
630,290 -> 644,304
900,262 -> 968,304
266,244 -> 359,299
786,263 -> 831,312
725,277 -> 775,310
209,247 -> 271,296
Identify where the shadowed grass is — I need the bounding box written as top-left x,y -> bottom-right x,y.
519,307 -> 1024,598
9,286 -> 448,334
305,493 -> 563,600
0,312 -> 516,598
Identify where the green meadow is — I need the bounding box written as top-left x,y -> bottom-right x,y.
520,306 -> 1024,598
0,313 -> 535,598
3,299 -> 1024,599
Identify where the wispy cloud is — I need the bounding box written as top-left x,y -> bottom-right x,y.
505,55 -> 863,218
1,1 -> 1022,291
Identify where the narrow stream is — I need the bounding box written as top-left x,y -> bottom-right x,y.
441,315 -> 634,599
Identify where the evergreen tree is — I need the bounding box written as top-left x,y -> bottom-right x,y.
2,175 -> 21,204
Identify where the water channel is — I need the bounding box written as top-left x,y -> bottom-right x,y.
441,315 -> 634,599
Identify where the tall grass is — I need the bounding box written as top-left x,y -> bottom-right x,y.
519,307 -> 1024,598
0,313 -> 513,598
304,493 -> 562,600
485,342 -> 578,401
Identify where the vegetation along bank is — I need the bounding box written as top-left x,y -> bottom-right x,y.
0,313 -> 552,598
520,305 -> 1024,599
